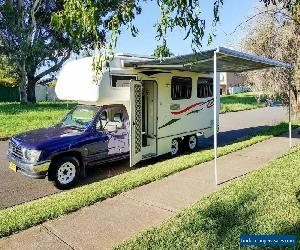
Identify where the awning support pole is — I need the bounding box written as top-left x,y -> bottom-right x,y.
213,51 -> 218,186
289,71 -> 292,148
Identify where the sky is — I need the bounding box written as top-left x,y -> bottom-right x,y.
115,0 -> 261,56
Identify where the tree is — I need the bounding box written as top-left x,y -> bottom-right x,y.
0,1 -> 101,103
242,4 -> 300,114
0,57 -> 19,87
153,44 -> 174,58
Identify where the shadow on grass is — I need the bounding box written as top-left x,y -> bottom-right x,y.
263,213 -> 300,250
194,192 -> 258,249
177,189 -> 300,250
0,102 -> 77,115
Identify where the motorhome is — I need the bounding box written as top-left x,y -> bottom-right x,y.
7,53 -> 220,189
56,54 -> 220,164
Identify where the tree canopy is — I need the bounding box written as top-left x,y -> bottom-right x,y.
242,2 -> 300,114
52,0 -> 300,54
52,0 -> 224,54
0,57 -> 19,87
0,0 -> 98,102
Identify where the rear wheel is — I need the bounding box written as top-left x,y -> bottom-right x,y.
52,156 -> 80,189
170,139 -> 180,156
186,135 -> 198,152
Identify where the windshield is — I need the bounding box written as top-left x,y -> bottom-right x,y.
61,105 -> 98,129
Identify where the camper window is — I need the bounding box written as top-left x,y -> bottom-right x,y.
111,75 -> 137,87
197,77 -> 213,98
171,77 -> 192,100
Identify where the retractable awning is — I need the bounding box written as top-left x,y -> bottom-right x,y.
125,47 -> 294,186
124,47 -> 293,72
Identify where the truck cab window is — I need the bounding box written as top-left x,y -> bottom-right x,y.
62,105 -> 98,130
97,108 -> 125,131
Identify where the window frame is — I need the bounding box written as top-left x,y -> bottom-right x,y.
111,74 -> 137,88
171,76 -> 192,100
197,77 -> 213,98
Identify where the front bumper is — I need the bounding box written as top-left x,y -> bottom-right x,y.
7,151 -> 50,179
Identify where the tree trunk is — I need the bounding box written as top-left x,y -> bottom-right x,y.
19,61 -> 28,103
27,76 -> 36,103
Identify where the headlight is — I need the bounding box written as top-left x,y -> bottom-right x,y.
23,149 -> 41,163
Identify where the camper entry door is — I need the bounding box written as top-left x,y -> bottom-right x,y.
130,80 -> 143,167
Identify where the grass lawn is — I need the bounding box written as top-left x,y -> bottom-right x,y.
0,122 -> 298,238
115,145 -> 300,250
220,92 -> 265,113
0,102 -> 76,138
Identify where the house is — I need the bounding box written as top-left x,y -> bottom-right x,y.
220,72 -> 247,95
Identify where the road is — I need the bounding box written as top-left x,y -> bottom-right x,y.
0,106 -> 289,209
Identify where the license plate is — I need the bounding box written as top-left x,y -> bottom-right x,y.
9,162 -> 17,172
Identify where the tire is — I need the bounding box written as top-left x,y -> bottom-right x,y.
185,135 -> 198,152
52,156 -> 80,189
170,139 -> 180,157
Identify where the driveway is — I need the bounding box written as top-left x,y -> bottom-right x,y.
0,106 -> 289,209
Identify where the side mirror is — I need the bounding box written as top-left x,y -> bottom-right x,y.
106,124 -> 118,133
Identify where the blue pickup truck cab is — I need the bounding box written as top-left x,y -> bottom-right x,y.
7,104 -> 129,189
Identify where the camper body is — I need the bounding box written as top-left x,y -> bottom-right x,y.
7,54 -> 220,188
56,55 -> 220,163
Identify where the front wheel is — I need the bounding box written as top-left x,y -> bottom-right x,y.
52,156 -> 80,189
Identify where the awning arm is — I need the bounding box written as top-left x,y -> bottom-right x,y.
289,71 -> 292,148
213,51 -> 218,186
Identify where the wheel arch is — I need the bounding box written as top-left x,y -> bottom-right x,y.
48,151 -> 84,181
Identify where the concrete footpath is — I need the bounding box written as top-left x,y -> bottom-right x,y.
1,130 -> 300,250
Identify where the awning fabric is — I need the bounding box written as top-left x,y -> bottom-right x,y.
124,47 -> 293,73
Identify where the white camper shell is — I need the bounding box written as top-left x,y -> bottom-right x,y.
56,53 -> 220,166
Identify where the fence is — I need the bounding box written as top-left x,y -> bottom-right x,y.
0,85 -> 58,102
35,85 -> 58,101
0,85 -> 20,102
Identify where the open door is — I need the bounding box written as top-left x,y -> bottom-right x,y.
130,80 -> 143,167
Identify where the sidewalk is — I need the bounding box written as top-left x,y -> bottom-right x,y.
1,130 -> 300,250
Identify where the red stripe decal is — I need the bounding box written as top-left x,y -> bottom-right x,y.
171,99 -> 214,115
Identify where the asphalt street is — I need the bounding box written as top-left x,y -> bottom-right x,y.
0,106 -> 289,209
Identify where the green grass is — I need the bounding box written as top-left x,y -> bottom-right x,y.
220,92 -> 265,113
0,122 -> 297,239
115,146 -> 300,250
0,102 -> 76,138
